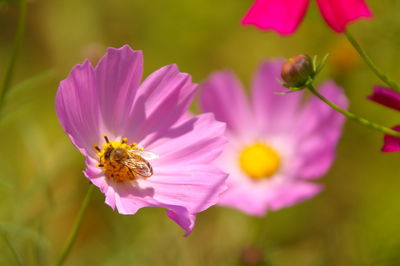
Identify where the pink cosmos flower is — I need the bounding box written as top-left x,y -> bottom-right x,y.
199,60 -> 347,215
55,45 -> 227,236
368,86 -> 400,152
242,0 -> 372,35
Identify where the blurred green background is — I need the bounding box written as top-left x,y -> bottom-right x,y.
1,0 -> 400,265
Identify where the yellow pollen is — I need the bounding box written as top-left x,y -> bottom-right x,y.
239,143 -> 281,180
95,135 -> 142,182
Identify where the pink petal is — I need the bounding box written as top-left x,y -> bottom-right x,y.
294,81 -> 348,179
104,185 -> 117,210
218,181 -> 271,216
252,60 -> 302,133
218,176 -> 321,215
125,64 -> 197,143
200,71 -> 251,135
146,164 -> 228,214
95,45 -> 143,136
112,181 -> 156,215
146,113 -> 226,166
382,126 -> 400,152
368,86 -> 400,112
166,210 -> 196,237
84,157 -> 106,191
111,180 -> 201,236
55,60 -> 101,156
241,0 -> 310,35
55,45 -> 144,156
268,181 -> 322,210
83,156 -> 117,209
316,0 -> 372,33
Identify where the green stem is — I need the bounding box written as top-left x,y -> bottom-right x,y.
0,0 -> 28,113
55,185 -> 94,266
344,30 -> 400,92
307,85 -> 400,138
1,232 -> 24,266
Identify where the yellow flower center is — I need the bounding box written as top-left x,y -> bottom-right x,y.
94,135 -> 153,182
239,143 -> 281,180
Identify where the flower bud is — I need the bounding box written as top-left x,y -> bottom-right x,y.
281,54 -> 314,87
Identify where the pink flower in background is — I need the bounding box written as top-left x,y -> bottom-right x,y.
369,86 -> 400,152
200,60 -> 347,216
56,45 -> 227,236
242,0 -> 372,35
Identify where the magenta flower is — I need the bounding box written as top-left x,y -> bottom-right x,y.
368,86 -> 400,152
55,45 -> 227,236
200,60 -> 347,215
242,0 -> 372,35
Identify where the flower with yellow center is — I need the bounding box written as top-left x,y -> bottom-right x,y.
200,60 -> 347,216
55,45 -> 228,236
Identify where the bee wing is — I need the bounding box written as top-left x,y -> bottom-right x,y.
123,156 -> 153,178
130,150 -> 159,161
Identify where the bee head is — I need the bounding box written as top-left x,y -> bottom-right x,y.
111,147 -> 127,162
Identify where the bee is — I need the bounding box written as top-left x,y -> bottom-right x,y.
108,147 -> 157,178
97,135 -> 158,180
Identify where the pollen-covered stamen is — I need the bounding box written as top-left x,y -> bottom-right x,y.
95,135 -> 157,182
94,145 -> 101,152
